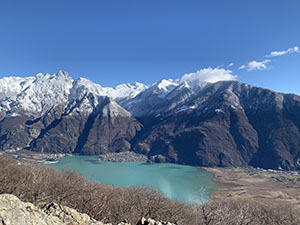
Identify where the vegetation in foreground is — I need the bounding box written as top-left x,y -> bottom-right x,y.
0,156 -> 299,225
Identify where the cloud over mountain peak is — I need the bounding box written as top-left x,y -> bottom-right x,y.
180,67 -> 237,85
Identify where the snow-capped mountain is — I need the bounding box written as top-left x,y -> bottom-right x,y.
0,71 -> 143,154
0,71 -> 148,118
0,72 -> 73,117
101,82 -> 149,100
0,71 -> 300,170
117,73 -> 215,117
0,70 -> 211,118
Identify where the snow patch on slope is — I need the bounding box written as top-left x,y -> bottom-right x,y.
0,71 -> 73,116
147,79 -> 179,98
102,82 -> 148,99
102,101 -> 133,117
70,78 -> 103,100
0,76 -> 35,100
13,71 -> 73,114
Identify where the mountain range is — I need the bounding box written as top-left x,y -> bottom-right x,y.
1,71 -> 300,170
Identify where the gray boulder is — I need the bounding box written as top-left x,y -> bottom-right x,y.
0,194 -> 108,225
137,217 -> 176,225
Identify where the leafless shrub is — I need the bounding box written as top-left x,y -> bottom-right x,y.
0,156 -> 299,225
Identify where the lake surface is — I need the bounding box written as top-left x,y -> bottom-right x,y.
45,156 -> 219,204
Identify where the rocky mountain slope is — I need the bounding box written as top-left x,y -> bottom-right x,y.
0,71 -> 300,170
0,71 -> 142,155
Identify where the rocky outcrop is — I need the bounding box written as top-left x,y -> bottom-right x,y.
137,217 -> 176,225
39,202 -> 109,225
0,194 -> 109,225
0,194 -> 175,225
0,194 -> 62,225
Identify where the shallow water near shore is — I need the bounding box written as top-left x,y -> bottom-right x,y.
45,155 -> 219,204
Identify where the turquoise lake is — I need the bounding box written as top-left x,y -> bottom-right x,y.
45,156 -> 219,204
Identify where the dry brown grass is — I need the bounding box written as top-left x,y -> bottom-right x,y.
0,156 -> 299,225
206,167 -> 300,209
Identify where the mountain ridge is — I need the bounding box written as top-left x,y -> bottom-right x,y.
0,71 -> 300,170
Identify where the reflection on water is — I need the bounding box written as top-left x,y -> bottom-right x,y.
45,156 -> 219,204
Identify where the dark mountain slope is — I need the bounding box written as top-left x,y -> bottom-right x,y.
132,81 -> 300,170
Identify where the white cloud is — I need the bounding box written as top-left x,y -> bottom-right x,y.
238,45 -> 299,73
267,46 -> 299,57
239,59 -> 271,72
239,65 -> 246,70
181,67 -> 237,84
247,59 -> 271,71
228,63 -> 234,67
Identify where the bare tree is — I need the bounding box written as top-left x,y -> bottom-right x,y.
1,156 -> 300,225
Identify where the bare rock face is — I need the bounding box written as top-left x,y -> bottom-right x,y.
0,194 -> 176,225
39,202 -> 109,225
0,194 -> 109,225
0,194 -> 66,225
27,97 -> 142,155
136,217 -> 176,225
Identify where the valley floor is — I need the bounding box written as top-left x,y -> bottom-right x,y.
205,167 -> 300,208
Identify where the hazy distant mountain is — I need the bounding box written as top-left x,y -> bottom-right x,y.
1,71 -> 300,170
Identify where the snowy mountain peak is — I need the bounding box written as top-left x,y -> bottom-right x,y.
101,82 -> 149,99
155,79 -> 178,91
11,72 -> 73,115
0,68 -> 239,118
1,71 -> 300,171
56,70 -> 70,77
72,77 -> 103,96
34,70 -> 70,80
0,72 -> 149,119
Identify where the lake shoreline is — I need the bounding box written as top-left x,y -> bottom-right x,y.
0,149 -> 69,164
1,150 -> 151,164
45,155 -> 215,203
8,150 -> 300,207
3,150 -> 300,206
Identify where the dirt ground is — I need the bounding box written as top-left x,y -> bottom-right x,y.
205,167 -> 300,208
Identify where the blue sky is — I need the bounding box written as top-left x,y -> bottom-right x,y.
0,0 -> 300,94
